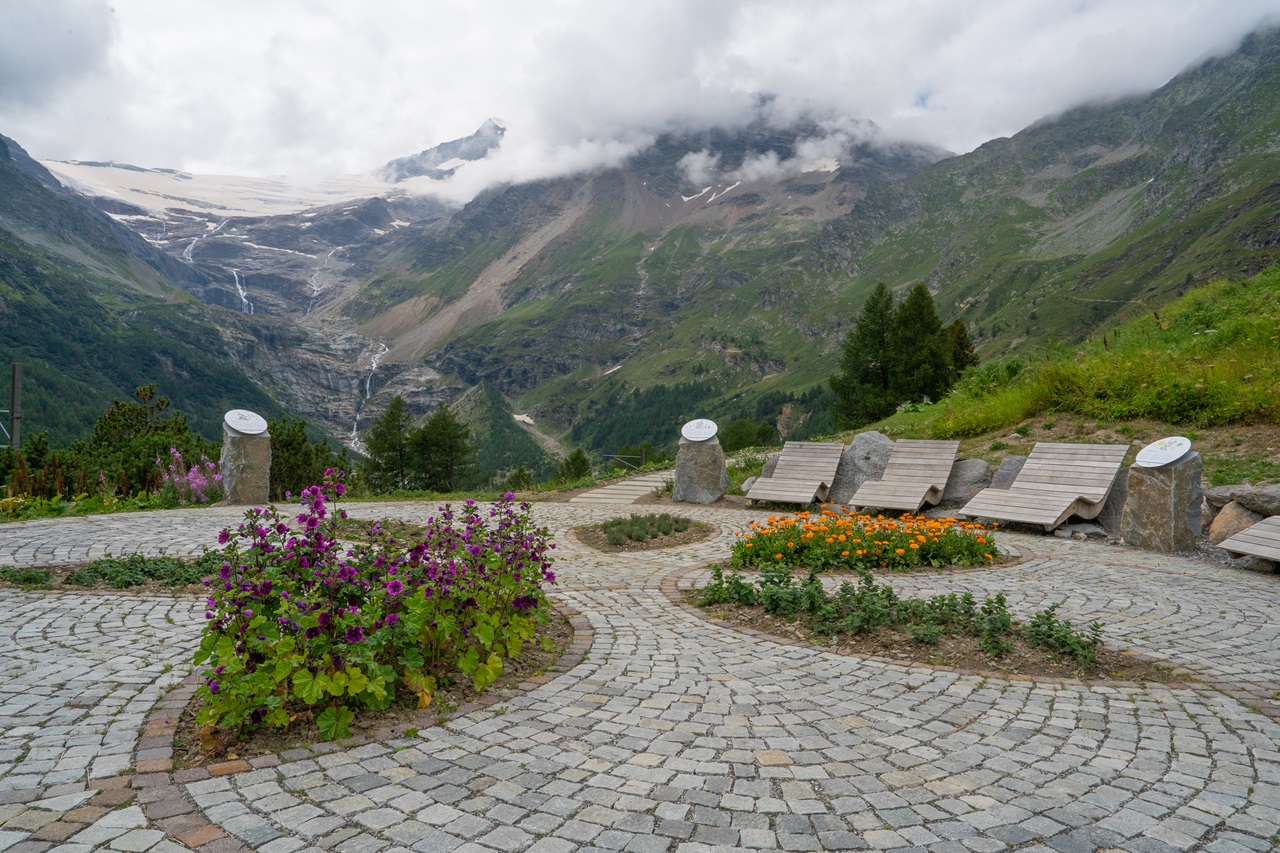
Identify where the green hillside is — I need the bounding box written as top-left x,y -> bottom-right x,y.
378,28 -> 1280,455
0,136 -> 281,444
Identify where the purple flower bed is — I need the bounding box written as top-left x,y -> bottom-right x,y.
194,472 -> 556,740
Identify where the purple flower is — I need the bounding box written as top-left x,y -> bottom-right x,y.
386,579 -> 405,596
345,626 -> 364,644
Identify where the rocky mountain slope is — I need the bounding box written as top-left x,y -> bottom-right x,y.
21,26 -> 1280,467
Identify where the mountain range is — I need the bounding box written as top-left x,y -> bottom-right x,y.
4,26 -> 1278,469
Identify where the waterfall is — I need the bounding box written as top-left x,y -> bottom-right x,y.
350,343 -> 390,440
305,247 -> 340,315
232,269 -> 254,314
180,218 -> 228,263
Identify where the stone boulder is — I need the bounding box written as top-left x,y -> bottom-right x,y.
827,431 -> 894,505
221,423 -> 271,505
1094,468 -> 1130,537
741,476 -> 759,495
1120,452 -> 1203,553
1205,484 -> 1280,517
1209,500 -> 1266,545
673,436 -> 728,504
991,456 -> 1027,490
761,453 -> 780,478
939,459 -> 993,507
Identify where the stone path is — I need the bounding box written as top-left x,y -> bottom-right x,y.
570,474 -> 674,505
0,499 -> 1278,853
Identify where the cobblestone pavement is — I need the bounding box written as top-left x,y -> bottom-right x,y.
0,500 -> 1278,853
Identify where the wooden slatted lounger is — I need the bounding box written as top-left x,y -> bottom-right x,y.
849,439 -> 961,514
1218,516 -> 1280,563
746,441 -> 846,508
959,442 -> 1129,531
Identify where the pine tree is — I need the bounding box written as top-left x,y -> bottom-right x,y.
829,283 -> 898,426
889,283 -> 950,404
363,396 -> 413,491
554,448 -> 592,484
409,405 -> 478,492
946,319 -> 979,381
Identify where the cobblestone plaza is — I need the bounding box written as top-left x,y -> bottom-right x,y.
0,499 -> 1277,853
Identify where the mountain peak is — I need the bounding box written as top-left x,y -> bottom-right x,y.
378,120 -> 506,183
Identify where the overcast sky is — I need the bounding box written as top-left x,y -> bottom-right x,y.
2,0 -> 1277,186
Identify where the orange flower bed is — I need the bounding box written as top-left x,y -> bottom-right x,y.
731,505 -> 997,571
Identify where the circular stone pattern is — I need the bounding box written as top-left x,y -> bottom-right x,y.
0,500 -> 1278,853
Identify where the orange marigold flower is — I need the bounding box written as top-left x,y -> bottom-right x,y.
909,543 -> 919,549
895,548 -> 905,555
775,553 -> 783,560
841,550 -> 850,556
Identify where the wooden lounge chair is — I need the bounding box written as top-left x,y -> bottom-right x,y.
959,442 -> 1129,531
849,439 -> 961,514
1219,516 -> 1280,563
747,441 -> 846,507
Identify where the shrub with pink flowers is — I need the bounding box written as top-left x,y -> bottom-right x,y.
193,472 -> 557,740
157,447 -> 223,506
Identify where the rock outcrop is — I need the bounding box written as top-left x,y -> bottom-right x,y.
940,459 -> 993,507
827,432 -> 894,505
1209,501 -> 1266,545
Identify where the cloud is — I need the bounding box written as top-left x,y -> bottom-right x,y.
0,0 -> 114,105
0,0 -> 1276,198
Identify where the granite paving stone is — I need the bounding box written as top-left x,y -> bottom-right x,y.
1,499 -> 1279,851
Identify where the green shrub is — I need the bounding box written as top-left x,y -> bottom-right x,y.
195,477 -> 556,740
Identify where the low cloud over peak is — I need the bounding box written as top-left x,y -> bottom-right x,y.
1,0 -> 1276,198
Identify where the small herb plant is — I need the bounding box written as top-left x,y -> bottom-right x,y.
698,566 -> 1104,670
601,513 -> 691,547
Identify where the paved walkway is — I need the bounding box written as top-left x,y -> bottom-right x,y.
0,501 -> 1278,853
569,473 -> 674,505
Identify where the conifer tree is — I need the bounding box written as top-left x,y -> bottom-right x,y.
363,395 -> 413,491
889,283 -> 950,404
829,282 -> 897,426
946,319 -> 979,381
410,404 -> 477,492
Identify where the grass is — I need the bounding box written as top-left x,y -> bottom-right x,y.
864,269 -> 1280,442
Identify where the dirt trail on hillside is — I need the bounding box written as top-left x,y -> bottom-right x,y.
381,182 -> 595,362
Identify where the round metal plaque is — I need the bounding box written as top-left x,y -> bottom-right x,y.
680,418 -> 718,442
224,409 -> 268,435
1134,435 -> 1191,468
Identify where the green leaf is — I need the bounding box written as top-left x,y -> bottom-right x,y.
327,671 -> 349,696
292,670 -> 324,704
266,708 -> 290,728
345,667 -> 369,695
317,705 -> 355,741
458,646 -> 479,676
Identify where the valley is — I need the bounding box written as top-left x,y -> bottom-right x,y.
4,28 -> 1279,475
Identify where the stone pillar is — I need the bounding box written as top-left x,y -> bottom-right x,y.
1120,452 -> 1203,553
221,422 -> 272,505
673,436 -> 728,504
